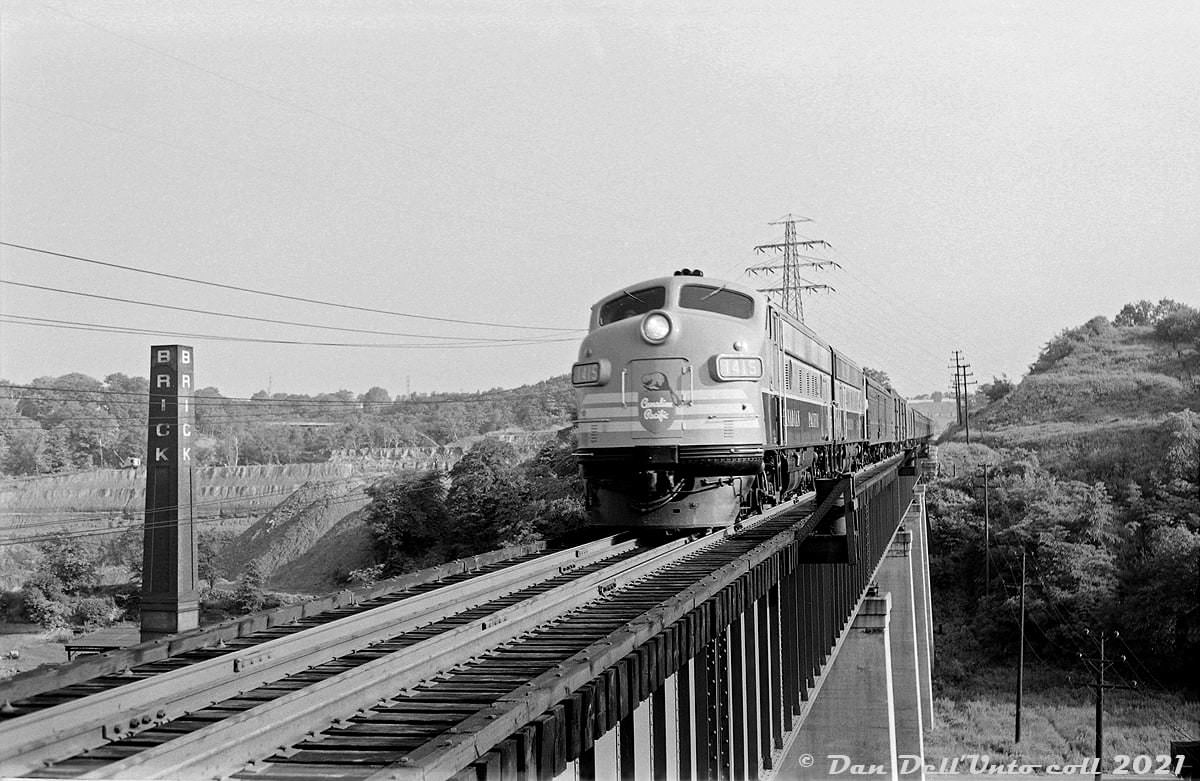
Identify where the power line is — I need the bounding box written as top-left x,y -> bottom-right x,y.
0,241 -> 580,333
0,313 -> 578,349
0,280 -> 575,343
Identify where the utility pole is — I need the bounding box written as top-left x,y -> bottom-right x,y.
948,351 -> 976,443
1077,630 -> 1137,780
949,351 -> 965,427
1015,549 -> 1026,743
748,214 -> 839,322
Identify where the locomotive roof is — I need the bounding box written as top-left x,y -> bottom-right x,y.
589,272 -> 829,340
593,272 -> 760,302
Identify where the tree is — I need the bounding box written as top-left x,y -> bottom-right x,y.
233,560 -> 266,613
35,538 -> 99,595
1114,300 -> 1155,327
517,433 -> 587,541
102,372 -> 149,464
2,426 -> 49,475
365,470 -> 451,573
1153,305 -> 1200,350
980,375 -> 1014,403
863,367 -> 891,387
197,531 -> 229,589
446,439 -> 526,555
1151,298 -> 1183,324
1116,525 -> 1200,670
359,386 -> 392,414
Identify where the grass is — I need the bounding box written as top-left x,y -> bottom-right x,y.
927,659 -> 1199,772
0,622 -> 73,681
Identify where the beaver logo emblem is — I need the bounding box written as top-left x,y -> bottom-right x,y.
638,372 -> 681,433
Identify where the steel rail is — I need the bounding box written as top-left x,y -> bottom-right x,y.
99,501 -> 804,780
0,542 -> 546,708
73,530 -> 719,780
221,459 -> 905,780
375,506 -> 818,781
0,535 -> 635,777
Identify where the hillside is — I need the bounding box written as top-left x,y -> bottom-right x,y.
216,478 -> 375,590
926,307 -> 1200,760
961,317 -> 1200,483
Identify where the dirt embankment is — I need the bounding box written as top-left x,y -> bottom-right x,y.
217,479 -> 376,593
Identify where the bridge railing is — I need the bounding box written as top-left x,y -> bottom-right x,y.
381,454 -> 926,781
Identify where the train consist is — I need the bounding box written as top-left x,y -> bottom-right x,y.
571,270 -> 934,529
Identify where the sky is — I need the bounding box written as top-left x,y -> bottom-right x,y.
2,1 -> 1198,400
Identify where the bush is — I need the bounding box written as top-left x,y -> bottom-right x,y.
232,560 -> 268,614
36,538 -> 99,595
346,564 -> 384,586
21,588 -> 67,629
70,596 -> 121,628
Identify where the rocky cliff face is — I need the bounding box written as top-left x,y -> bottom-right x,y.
0,463 -> 357,533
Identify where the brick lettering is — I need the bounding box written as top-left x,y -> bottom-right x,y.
155,447 -> 168,462
156,349 -> 172,364
156,374 -> 172,389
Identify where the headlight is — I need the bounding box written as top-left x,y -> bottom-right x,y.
640,312 -> 672,344
571,359 -> 610,386
711,354 -> 763,380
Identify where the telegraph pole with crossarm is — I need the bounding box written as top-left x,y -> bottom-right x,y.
1076,630 -> 1138,781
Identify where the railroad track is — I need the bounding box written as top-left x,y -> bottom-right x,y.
0,462 -> 872,781
226,503 -> 814,781
0,534 -> 643,778
12,489 -> 818,781
1,546 -> 547,722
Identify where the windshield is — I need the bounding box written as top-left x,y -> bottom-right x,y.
598,286 -> 666,325
679,284 -> 754,319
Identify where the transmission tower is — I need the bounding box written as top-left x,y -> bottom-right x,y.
748,214 -> 840,321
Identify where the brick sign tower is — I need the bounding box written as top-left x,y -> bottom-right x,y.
140,345 -> 200,639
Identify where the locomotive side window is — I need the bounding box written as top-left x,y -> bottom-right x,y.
598,286 -> 666,325
679,285 -> 754,319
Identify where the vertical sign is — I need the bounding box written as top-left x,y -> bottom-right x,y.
140,345 -> 200,639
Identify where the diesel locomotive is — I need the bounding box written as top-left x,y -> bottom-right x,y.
571,269 -> 933,529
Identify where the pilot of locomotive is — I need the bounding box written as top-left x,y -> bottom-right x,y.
571,270 -> 769,529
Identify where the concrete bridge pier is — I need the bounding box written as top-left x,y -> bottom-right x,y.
788,594 -> 897,781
